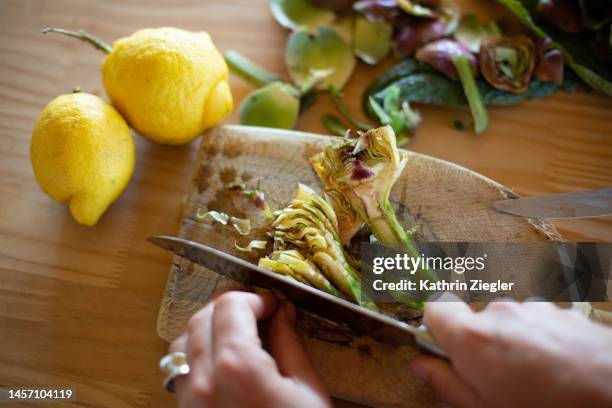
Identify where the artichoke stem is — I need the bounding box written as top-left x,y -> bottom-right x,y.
451,55 -> 488,134
377,199 -> 440,286
42,28 -> 112,54
371,198 -> 420,258
224,50 -> 281,88
330,87 -> 372,131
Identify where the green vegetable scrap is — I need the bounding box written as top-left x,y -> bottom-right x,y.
239,82 -> 300,129
454,14 -> 501,53
368,86 -> 421,145
451,55 -> 489,134
224,50 -> 329,129
270,0 -> 335,32
286,27 -> 356,91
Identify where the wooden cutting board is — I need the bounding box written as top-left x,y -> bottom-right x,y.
157,125 -> 559,407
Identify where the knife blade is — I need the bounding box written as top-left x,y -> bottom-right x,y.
148,235 -> 446,359
492,188 -> 612,219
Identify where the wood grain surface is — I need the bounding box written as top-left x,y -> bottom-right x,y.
0,1 -> 610,407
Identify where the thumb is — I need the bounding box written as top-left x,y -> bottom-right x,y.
410,355 -> 481,408
268,302 -> 327,392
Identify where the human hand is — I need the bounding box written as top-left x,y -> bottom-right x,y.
169,290 -> 331,408
410,300 -> 612,408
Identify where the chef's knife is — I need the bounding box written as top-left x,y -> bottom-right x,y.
148,235 -> 447,359
492,188 -> 612,219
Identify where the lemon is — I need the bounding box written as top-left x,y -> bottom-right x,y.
31,93 -> 135,226
102,27 -> 233,144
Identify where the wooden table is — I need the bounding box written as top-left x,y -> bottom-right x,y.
0,0 -> 610,407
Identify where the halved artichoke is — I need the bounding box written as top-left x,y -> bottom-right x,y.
263,184 -> 375,309
309,126 -> 419,256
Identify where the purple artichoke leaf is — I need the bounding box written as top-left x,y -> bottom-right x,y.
480,36 -> 536,94
535,37 -> 564,84
393,18 -> 446,57
415,39 -> 478,80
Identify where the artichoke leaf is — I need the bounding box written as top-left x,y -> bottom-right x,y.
454,14 -> 501,53
286,27 -> 356,90
271,0 -> 335,32
265,184 -> 376,309
353,16 -> 393,64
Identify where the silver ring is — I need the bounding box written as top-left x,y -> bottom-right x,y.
160,352 -> 190,392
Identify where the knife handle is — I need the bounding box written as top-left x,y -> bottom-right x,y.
414,325 -> 448,360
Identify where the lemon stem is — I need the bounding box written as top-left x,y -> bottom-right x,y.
224,50 -> 281,88
42,28 -> 112,54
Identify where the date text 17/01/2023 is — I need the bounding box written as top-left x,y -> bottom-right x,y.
372,279 -> 515,293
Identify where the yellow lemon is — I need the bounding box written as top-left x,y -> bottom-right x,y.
102,27 -> 233,144
31,92 -> 135,226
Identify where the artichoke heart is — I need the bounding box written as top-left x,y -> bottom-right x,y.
260,184 -> 375,310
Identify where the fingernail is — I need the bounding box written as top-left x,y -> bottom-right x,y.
410,361 -> 428,382
283,302 -> 296,325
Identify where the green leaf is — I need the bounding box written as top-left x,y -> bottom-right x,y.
496,0 -> 612,97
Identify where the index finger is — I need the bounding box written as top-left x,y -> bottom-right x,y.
211,291 -> 277,354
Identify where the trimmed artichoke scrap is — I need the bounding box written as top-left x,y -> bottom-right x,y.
259,184 -> 376,310
310,126 -> 419,257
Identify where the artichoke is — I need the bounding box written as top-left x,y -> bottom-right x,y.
480,35 -> 536,94
309,126 -> 419,256
259,249 -> 342,297
263,184 -> 375,309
